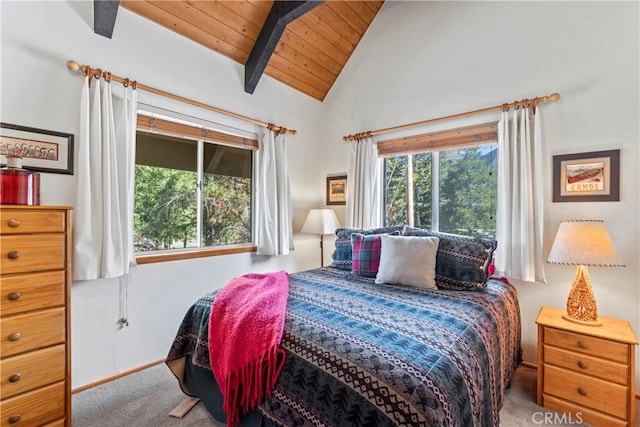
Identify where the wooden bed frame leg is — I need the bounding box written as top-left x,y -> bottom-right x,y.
169,396 -> 200,418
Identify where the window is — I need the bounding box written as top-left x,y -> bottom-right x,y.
382,122 -> 498,239
133,114 -> 256,256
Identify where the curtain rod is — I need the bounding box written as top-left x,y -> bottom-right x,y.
66,60 -> 297,136
343,92 -> 560,142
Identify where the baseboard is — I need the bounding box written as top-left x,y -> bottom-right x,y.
519,361 -> 536,370
519,361 -> 640,400
72,358 -> 165,394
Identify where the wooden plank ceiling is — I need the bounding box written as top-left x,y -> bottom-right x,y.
120,1 -> 384,101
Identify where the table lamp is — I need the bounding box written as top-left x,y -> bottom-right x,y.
547,220 -> 624,326
301,208 -> 340,267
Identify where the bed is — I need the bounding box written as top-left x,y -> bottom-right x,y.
166,261 -> 521,426
167,226 -> 521,426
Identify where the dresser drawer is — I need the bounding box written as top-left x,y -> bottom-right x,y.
0,209 -> 65,235
1,308 -> 65,357
41,420 -> 65,427
0,271 -> 65,316
544,327 -> 629,363
544,364 -> 628,419
0,234 -> 65,274
1,345 -> 65,399
544,345 -> 628,385
0,381 -> 65,427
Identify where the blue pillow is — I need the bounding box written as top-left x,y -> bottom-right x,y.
402,226 -> 497,290
331,225 -> 405,270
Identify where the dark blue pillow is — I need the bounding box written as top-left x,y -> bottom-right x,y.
331,225 -> 405,270
402,226 -> 497,290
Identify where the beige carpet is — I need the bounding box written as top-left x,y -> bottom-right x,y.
73,363 -> 636,426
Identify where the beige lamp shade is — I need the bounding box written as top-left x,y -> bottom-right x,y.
301,208 -> 340,235
547,220 -> 623,267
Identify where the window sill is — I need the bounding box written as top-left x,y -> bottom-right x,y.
135,244 -> 257,265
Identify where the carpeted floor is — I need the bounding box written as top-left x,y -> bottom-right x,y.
72,363 -> 635,426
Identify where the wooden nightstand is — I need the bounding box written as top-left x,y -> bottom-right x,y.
536,306 -> 637,427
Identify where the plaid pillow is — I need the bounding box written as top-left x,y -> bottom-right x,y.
331,225 -> 405,270
351,231 -> 400,277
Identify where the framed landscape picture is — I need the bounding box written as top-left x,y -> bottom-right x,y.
326,175 -> 347,205
552,149 -> 620,202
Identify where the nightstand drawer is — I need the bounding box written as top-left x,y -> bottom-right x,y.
543,395 -> 627,427
0,234 -> 65,274
0,381 -> 65,427
1,308 -> 65,357
0,271 -> 65,316
544,345 -> 628,385
0,345 -> 65,399
544,364 -> 628,419
0,209 -> 65,235
544,327 -> 629,363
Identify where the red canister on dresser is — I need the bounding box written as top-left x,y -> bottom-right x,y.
0,156 -> 40,205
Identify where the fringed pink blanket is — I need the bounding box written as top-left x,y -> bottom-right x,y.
208,271 -> 289,427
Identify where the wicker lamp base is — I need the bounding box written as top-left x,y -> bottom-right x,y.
563,264 -> 603,327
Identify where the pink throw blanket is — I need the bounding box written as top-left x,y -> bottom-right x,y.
208,271 -> 289,426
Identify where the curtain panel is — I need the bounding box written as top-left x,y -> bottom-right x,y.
495,107 -> 545,283
73,76 -> 138,280
256,129 -> 294,256
345,136 -> 382,229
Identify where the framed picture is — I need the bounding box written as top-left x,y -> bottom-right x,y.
0,123 -> 74,174
552,149 -> 620,202
326,175 -> 347,206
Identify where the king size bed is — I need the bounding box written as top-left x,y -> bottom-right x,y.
166,227 -> 522,427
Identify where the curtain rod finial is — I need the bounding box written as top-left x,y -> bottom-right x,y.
549,93 -> 560,102
66,60 -> 80,72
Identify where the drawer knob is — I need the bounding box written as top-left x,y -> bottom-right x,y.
577,340 -> 587,349
7,251 -> 20,260
8,332 -> 21,342
8,414 -> 21,424
7,218 -> 20,228
7,292 -> 21,301
8,373 -> 21,383
577,387 -> 587,396
577,361 -> 588,369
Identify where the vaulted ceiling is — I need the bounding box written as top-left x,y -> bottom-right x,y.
112,1 -> 384,101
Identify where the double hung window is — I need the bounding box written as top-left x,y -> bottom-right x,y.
383,122 -> 498,239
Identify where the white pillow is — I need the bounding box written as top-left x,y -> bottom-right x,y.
375,234 -> 440,289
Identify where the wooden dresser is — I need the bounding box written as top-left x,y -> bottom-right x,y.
0,205 -> 72,427
536,306 -> 637,427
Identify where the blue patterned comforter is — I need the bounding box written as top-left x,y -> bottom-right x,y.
166,267 -> 521,427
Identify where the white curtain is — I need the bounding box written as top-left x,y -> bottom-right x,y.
73,76 -> 138,280
345,136 -> 382,229
495,107 -> 545,282
256,129 -> 293,256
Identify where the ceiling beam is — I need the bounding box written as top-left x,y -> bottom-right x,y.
245,1 -> 323,94
94,0 -> 120,39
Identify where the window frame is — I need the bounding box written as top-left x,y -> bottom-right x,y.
134,112 -> 258,264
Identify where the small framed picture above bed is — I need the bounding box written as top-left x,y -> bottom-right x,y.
326,174 -> 347,205
552,149 -> 620,202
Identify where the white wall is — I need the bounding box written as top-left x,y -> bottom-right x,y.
322,0 -> 640,380
3,0 -> 639,390
1,1 -> 327,387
